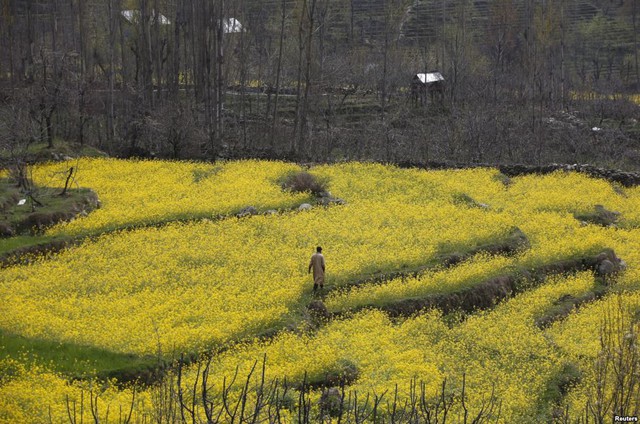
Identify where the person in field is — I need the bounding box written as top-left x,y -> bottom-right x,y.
308,246 -> 326,291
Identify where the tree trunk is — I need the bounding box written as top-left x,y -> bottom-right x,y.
119,0 -> 127,89
78,0 -> 87,78
51,0 -> 58,76
203,0 -> 214,156
25,0 -> 34,82
300,0 -> 317,158
215,0 -> 226,155
153,0 -> 163,102
45,108 -> 54,148
381,0 -> 388,120
350,0 -> 355,43
292,0 -> 307,155
140,0 -> 154,108
172,0 -> 183,96
107,0 -> 116,147
270,0 -> 287,150
560,0 -> 566,109
634,0 -> 639,89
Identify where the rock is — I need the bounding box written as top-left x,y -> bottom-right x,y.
298,203 -> 313,211
453,193 -> 489,209
597,260 -> 616,276
594,204 -> 619,221
574,205 -> 619,227
317,196 -> 346,207
265,209 -> 278,215
619,260 -> 627,271
236,206 -> 257,218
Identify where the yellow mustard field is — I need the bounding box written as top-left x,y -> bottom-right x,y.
31,159 -> 311,236
1,159 -> 639,423
183,272 -> 598,421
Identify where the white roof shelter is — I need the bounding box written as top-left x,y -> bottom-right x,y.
416,72 -> 445,84
223,18 -> 243,34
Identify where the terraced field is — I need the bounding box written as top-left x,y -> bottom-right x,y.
1,159 -> 639,423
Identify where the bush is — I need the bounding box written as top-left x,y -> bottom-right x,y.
0,222 -> 15,237
281,171 -> 327,196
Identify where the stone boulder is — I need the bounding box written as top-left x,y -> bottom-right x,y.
236,206 -> 258,218
575,205 -> 620,227
594,250 -> 627,283
597,260 -> 616,276
317,197 -> 346,207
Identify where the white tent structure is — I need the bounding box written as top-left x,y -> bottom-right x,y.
223,18 -> 243,34
415,72 -> 445,84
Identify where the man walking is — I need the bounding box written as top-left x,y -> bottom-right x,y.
308,246 -> 326,291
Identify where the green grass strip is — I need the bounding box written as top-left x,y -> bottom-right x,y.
0,330 -> 157,382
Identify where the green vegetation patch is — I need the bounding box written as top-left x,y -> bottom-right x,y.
574,204 -> 621,227
0,330 -> 157,383
0,177 -> 99,238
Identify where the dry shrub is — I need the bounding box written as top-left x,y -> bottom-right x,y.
0,222 -> 14,237
281,171 -> 327,196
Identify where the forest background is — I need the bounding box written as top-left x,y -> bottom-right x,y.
0,0 -> 639,169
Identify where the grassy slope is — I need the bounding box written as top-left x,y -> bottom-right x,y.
0,180 -> 98,260
1,179 -> 95,222
1,140 -> 107,254
0,330 -> 156,380
1,234 -> 54,252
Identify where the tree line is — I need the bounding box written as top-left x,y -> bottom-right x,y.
0,0 -> 639,169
